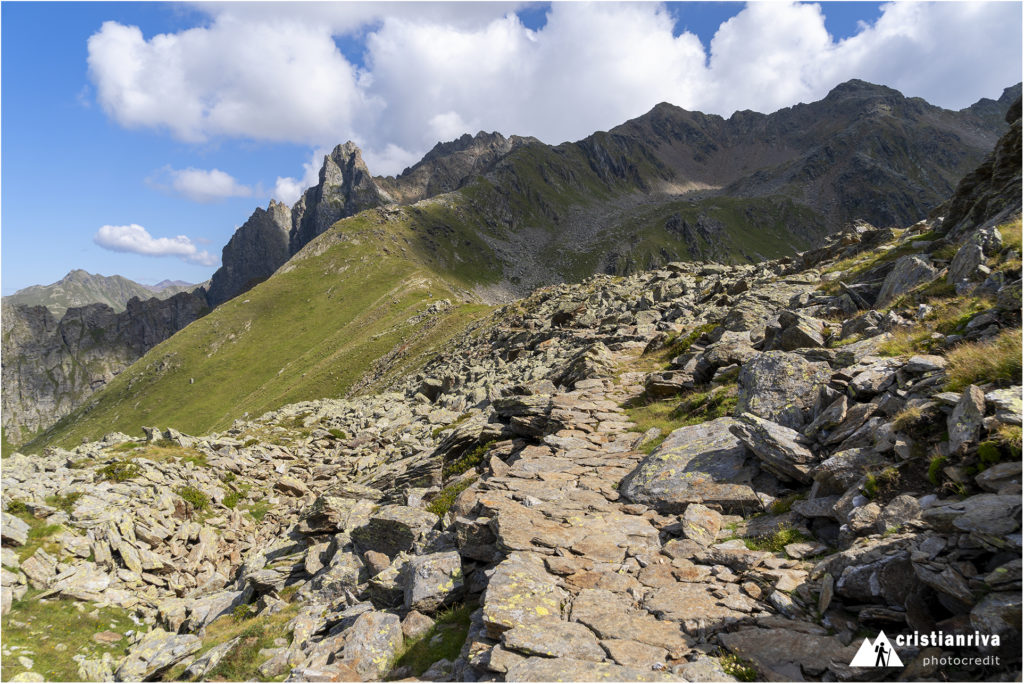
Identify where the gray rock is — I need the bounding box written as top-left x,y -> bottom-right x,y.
482,554 -> 568,639
975,461 -> 1022,492
502,621 -> 605,662
620,418 -> 760,513
736,352 -> 832,429
730,413 -> 818,483
182,637 -> 240,681
720,625 -> 857,679
948,384 -> 986,453
115,629 -> 201,681
680,503 -> 722,547
875,255 -> 938,307
404,551 -> 464,612
505,656 -> 679,681
1,513 -> 29,547
985,387 -> 1022,426
351,505 -> 439,557
339,610 -> 404,680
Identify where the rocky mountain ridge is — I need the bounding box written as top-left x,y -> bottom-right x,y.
4,81 -> 1017,454
4,270 -> 198,318
1,99 -> 1021,681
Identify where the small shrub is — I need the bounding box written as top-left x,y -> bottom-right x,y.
391,603 -> 473,677
443,441 -> 495,479
431,413 -> 471,439
426,477 -> 477,517
97,461 -> 141,482
327,428 -> 347,440
720,652 -> 758,682
221,472 -> 237,483
180,452 -> 209,468
242,438 -> 259,448
177,486 -> 210,512
231,604 -> 254,622
945,329 -> 1022,391
223,490 -> 241,509
6,500 -> 29,515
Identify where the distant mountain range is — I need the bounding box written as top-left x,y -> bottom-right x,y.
6,79 -> 1021,451
4,270 -> 198,318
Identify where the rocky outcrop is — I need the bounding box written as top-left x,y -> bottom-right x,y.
289,142 -> 395,254
206,200 -> 292,307
940,96 -> 1022,239
1,290 -> 208,445
376,131 -> 538,204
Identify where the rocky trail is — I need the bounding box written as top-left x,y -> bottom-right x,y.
2,176 -> 1023,684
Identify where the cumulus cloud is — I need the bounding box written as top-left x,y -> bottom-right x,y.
94,224 -> 218,266
149,166 -> 253,203
88,2 -> 1022,178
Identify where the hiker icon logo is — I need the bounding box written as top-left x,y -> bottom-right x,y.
850,631 -> 904,668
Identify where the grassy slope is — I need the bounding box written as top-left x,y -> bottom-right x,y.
27,217 -> 490,450
25,141 -> 826,453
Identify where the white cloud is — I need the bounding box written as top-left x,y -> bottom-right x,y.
88,2 -> 1022,178
150,166 -> 253,203
272,147 -> 330,205
94,224 -> 218,266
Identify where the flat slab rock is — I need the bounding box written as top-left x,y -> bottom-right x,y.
619,418 -> 760,513
505,656 -> 681,682
719,625 -> 858,680
114,629 -> 201,681
482,553 -> 568,639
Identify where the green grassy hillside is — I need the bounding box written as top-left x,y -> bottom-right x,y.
26,216 -> 490,449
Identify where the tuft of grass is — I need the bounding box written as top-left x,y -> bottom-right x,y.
744,523 -> 810,553
44,492 -> 83,515
863,466 -> 900,500
6,499 -> 29,515
391,603 -> 473,677
327,428 -> 347,440
177,486 -> 210,513
231,604 -> 254,623
664,322 -> 718,359
442,441 -> 495,479
222,490 -> 241,509
891,405 -> 924,432
108,441 -> 141,453
625,383 -> 738,454
247,501 -> 271,523
96,461 -> 141,482
945,329 -> 1022,391
1,590 -> 135,681
197,605 -> 299,682
998,217 -> 1022,254
769,493 -> 804,515
242,438 -> 259,448
426,477 -> 477,517
928,454 -> 948,486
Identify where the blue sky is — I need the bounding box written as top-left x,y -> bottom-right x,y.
2,1 -> 1020,294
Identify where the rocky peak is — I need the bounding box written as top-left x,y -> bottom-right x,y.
377,131 -> 538,204
289,142 -> 394,254
206,200 -> 293,307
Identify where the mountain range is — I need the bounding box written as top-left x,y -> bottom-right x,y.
4,79 -> 1020,452
4,270 -> 198,318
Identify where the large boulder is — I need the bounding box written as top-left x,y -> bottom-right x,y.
875,255 -> 938,308
735,352 -> 832,430
339,611 -> 404,680
114,629 -> 201,681
619,418 -> 760,513
730,413 -> 819,484
351,505 -> 439,558
404,551 -> 464,612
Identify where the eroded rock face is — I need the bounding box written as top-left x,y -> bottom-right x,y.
1,292 -> 209,446
206,200 -> 292,307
